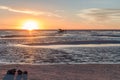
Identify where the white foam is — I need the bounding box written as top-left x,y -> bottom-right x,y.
15,44 -> 120,49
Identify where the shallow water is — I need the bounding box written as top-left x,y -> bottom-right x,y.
0,30 -> 120,64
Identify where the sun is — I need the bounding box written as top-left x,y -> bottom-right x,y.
22,20 -> 39,30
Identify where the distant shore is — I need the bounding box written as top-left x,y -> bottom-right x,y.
1,64 -> 120,80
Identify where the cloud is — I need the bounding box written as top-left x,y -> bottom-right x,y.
0,5 -> 61,18
77,8 -> 120,22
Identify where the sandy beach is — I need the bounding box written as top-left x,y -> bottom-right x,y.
1,31 -> 120,80
0,64 -> 120,80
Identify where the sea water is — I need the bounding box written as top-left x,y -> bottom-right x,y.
0,30 -> 120,64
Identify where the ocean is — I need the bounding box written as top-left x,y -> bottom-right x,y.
0,30 -> 120,64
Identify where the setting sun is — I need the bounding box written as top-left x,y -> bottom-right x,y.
22,20 -> 39,30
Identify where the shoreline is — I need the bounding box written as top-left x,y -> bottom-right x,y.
1,64 -> 120,80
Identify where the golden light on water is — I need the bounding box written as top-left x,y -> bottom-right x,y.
21,20 -> 41,30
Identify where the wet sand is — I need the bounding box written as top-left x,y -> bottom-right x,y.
0,64 -> 120,80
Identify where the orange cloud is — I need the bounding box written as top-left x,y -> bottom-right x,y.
0,5 -> 61,18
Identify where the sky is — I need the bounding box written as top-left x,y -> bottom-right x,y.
0,0 -> 120,29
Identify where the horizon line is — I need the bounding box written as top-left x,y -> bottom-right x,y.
0,29 -> 120,31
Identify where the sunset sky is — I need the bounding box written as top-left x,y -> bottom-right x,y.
0,0 -> 120,29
